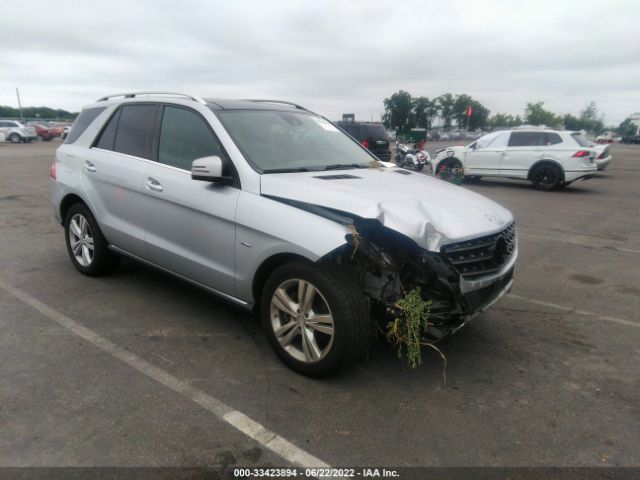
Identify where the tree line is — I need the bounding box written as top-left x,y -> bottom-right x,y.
0,105 -> 77,120
382,90 -> 612,134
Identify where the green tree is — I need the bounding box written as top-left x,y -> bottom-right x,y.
0,105 -> 76,120
452,95 -> 490,130
436,93 -> 455,130
488,113 -> 523,129
617,118 -> 639,137
562,113 -> 581,131
524,101 -> 561,127
579,101 -> 604,134
412,97 -> 438,129
383,90 -> 415,130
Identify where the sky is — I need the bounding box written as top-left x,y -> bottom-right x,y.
1,0 -> 639,125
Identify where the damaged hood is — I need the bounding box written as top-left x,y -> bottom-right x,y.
260,167 -> 514,252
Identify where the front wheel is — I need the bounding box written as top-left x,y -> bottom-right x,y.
9,133 -> 22,144
531,164 -> 562,191
261,262 -> 371,377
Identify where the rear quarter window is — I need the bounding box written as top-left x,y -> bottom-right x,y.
65,107 -> 106,144
546,132 -> 563,145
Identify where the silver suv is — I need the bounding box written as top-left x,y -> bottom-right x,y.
51,92 -> 517,376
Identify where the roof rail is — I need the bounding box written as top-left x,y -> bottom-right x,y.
96,92 -> 207,104
511,124 -> 551,130
243,99 -> 309,111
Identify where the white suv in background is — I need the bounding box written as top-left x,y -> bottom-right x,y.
0,120 -> 37,143
433,127 -> 598,190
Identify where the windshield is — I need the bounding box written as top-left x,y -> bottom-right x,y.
216,110 -> 374,172
473,131 -> 509,149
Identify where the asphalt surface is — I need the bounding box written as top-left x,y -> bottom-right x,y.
0,140 -> 639,469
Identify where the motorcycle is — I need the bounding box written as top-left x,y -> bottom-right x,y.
394,143 -> 431,171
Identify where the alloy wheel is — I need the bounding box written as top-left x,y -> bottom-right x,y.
534,166 -> 557,189
270,279 -> 335,363
68,213 -> 95,267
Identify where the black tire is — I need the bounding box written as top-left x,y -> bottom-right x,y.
9,133 -> 22,144
64,203 -> 120,276
415,164 -> 425,171
531,163 -> 562,191
260,261 -> 371,377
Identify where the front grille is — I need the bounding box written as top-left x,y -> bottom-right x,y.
441,223 -> 516,280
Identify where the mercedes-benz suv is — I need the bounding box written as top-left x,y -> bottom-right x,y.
51,92 -> 517,376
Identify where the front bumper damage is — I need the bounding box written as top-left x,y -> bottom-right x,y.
265,195 -> 517,341
322,213 -> 517,341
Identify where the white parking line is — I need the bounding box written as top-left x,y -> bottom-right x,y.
507,293 -> 639,329
0,277 -> 330,469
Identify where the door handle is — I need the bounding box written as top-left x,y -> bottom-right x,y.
83,160 -> 96,173
145,177 -> 163,192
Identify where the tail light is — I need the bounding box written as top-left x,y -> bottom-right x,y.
572,150 -> 590,158
50,159 -> 57,179
361,140 -> 369,148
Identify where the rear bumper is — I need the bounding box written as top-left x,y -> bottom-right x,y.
596,156 -> 611,170
564,167 -> 598,182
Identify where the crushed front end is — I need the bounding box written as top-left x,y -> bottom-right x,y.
322,217 -> 517,341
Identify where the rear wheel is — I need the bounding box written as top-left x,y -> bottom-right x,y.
64,203 -> 120,276
261,262 -> 371,377
9,133 -> 21,144
531,164 -> 562,191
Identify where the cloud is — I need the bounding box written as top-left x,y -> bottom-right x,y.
1,0 -> 638,123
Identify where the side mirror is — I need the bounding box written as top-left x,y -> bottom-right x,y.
191,156 -> 229,183
469,142 -> 477,150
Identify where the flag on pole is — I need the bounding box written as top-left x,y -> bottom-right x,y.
467,105 -> 473,117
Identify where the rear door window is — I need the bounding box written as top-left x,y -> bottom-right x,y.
112,105 -> 158,159
157,106 -> 225,170
64,106 -> 106,144
508,132 -> 546,147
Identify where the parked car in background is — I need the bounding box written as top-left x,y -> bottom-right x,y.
596,131 -> 616,143
51,92 -> 517,376
61,126 -> 71,140
27,122 -> 57,141
593,144 -> 612,170
0,120 -> 37,143
433,127 -> 598,190
336,121 -> 391,161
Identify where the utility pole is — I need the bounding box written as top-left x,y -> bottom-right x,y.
16,87 -> 24,121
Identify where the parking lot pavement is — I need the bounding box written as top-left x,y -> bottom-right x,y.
1,141 -> 639,468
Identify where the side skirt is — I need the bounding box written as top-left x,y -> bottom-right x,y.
108,245 -> 253,310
